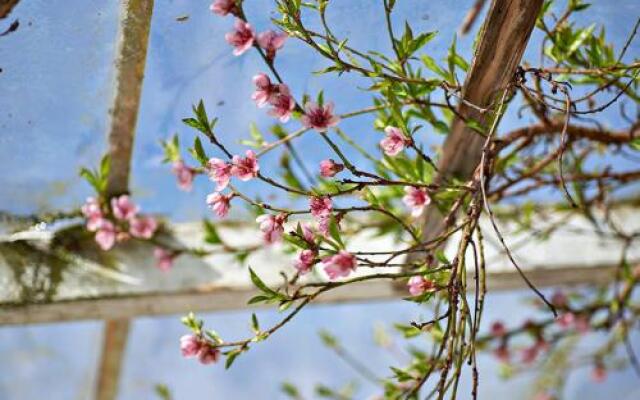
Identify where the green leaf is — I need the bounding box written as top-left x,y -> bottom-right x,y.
203,220 -> 222,245
189,137 -> 208,166
249,268 -> 279,297
251,313 -> 260,333
567,24 -> 595,56
225,349 -> 242,369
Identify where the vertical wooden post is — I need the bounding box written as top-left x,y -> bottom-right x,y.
97,1 -> 153,399
105,0 -> 154,197
415,0 -> 543,247
97,319 -> 131,400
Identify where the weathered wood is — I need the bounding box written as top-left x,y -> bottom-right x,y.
0,263 -> 619,325
96,319 -> 130,400
105,0 -> 154,197
418,0 -> 544,242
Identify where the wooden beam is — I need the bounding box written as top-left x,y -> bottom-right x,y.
0,263 -> 618,325
96,319 -> 130,400
417,0 -> 544,243
105,0 -> 154,197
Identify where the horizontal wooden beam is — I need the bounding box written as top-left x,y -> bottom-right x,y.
0,263 -> 617,325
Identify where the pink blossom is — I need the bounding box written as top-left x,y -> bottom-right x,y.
206,192 -> 232,218
225,19 -> 255,56
231,150 -> 259,181
295,249 -> 316,274
154,247 -> 175,272
407,276 -> 434,296
180,334 -> 202,357
301,223 -> 315,243
209,0 -> 238,16
256,213 -> 286,244
257,30 -> 287,60
111,195 -> 139,221
252,73 -> 279,107
206,158 -> 232,191
591,364 -> 607,383
521,343 -> 540,364
318,216 -> 331,237
309,196 -> 332,219
319,159 -> 344,178
380,126 -> 410,156
129,216 -> 158,239
267,84 -> 296,122
402,186 -> 431,217
301,102 -> 340,132
197,345 -> 220,365
490,321 -> 507,337
574,314 -> 590,333
82,197 -> 103,231
557,312 -> 575,329
95,219 -> 117,251
172,160 -> 196,192
322,251 -> 357,280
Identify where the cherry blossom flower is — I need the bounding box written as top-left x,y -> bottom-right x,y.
301,223 -> 315,243
318,216 -> 332,237
322,251 -> 357,280
225,19 -> 255,56
407,276 -> 434,296
172,160 -> 196,192
206,158 -> 232,190
521,343 -> 540,364
301,102 -> 340,132
256,213 -> 286,244
197,345 -> 220,365
309,196 -> 332,219
231,150 -> 259,181
129,216 -> 158,239
402,186 -> 431,217
295,249 -> 316,274
111,195 -> 139,221
209,0 -> 238,16
490,321 -> 507,337
81,197 -> 103,231
267,84 -> 295,122
557,312 -> 575,329
95,219 -> 117,251
154,247 -> 175,272
257,30 -> 287,60
206,192 -> 232,218
319,159 -> 344,178
251,73 -> 279,107
180,334 -> 202,357
380,126 -> 410,156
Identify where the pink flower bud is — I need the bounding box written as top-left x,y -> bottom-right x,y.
130,216 -> 158,239
252,73 -> 279,107
154,247 -> 175,272
111,195 -> 139,221
225,19 -> 255,56
256,213 -> 286,244
209,0 -> 239,17
295,249 -> 316,274
231,150 -> 259,181
407,276 -> 434,296
180,334 -> 202,357
322,251 -> 357,280
95,219 -> 116,251
490,321 -> 507,337
309,196 -> 332,219
206,192 -> 232,218
257,30 -> 287,60
172,160 -> 196,192
197,345 -> 221,365
319,159 -> 344,178
267,84 -> 295,123
206,158 -> 232,191
380,126 -> 410,156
